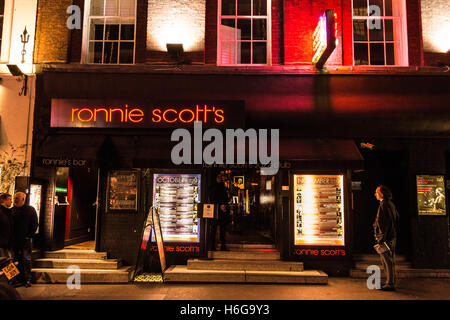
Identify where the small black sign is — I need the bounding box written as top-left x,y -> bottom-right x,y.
37,157 -> 91,167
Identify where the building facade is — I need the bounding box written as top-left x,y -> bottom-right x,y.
28,0 -> 449,275
0,0 -> 38,195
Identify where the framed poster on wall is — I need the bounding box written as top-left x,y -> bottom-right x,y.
416,175 -> 447,216
107,170 -> 139,211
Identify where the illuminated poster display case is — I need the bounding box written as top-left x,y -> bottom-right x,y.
152,174 -> 201,243
294,174 -> 345,246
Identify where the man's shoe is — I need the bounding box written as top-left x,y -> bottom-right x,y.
220,245 -> 229,251
24,281 -> 32,288
380,285 -> 395,291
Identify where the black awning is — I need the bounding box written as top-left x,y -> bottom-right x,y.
36,135 -> 105,158
35,134 -> 363,170
34,135 -> 106,167
279,138 -> 364,169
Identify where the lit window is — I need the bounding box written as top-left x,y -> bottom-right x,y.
84,0 -> 136,64
352,0 -> 408,66
218,0 -> 270,65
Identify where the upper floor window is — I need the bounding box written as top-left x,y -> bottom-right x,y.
83,0 -> 136,64
218,0 -> 271,65
352,0 -> 408,66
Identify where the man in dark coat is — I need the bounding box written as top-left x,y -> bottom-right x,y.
0,193 -> 13,259
373,185 -> 399,291
12,192 -> 38,287
208,173 -> 230,251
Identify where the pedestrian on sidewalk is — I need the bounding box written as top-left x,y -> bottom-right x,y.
373,185 -> 399,291
0,193 -> 14,259
12,192 -> 38,288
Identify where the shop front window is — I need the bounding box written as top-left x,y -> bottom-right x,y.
218,0 -> 270,65
294,175 -> 345,246
84,0 -> 136,64
352,0 -> 408,66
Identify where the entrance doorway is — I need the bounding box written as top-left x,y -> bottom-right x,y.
209,168 -> 276,246
63,167 -> 98,247
352,150 -> 410,255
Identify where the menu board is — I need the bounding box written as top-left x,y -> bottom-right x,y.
416,175 -> 447,216
153,174 -> 201,242
107,170 -> 138,211
294,175 -> 345,245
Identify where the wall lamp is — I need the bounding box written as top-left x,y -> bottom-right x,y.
166,43 -> 190,65
7,64 -> 28,96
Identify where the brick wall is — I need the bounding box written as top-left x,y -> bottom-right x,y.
284,0 -> 343,65
146,0 -> 205,63
271,0 -> 282,65
205,0 -> 218,64
406,0 -> 424,66
38,0 -> 429,67
421,0 -> 450,66
34,0 -> 72,63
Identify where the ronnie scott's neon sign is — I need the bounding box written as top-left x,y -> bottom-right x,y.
51,99 -> 243,128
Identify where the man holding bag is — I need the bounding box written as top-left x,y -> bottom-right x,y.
373,185 -> 399,291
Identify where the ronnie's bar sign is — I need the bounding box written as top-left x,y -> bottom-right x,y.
51,99 -> 245,129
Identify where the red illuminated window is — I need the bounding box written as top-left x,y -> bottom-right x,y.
218,0 -> 271,65
83,0 -> 136,64
352,0 -> 408,66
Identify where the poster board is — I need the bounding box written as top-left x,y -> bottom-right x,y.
152,174 -> 201,242
294,174 -> 345,246
152,207 -> 167,272
416,175 -> 447,216
133,207 -> 167,281
107,170 -> 138,211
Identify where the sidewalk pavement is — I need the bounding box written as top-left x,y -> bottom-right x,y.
14,277 -> 450,300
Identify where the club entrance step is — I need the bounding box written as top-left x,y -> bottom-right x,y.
188,259 -> 303,272
32,249 -> 132,283
163,266 -> 328,284
208,250 -> 281,260
164,248 -> 327,284
34,258 -> 122,270
43,249 -> 107,260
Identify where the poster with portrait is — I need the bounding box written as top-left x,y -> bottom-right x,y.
416,175 -> 447,216
233,176 -> 244,189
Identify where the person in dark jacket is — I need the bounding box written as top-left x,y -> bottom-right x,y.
0,193 -> 13,259
12,192 -> 38,287
208,172 -> 231,251
373,185 -> 399,291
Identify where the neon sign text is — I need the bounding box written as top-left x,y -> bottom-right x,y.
71,105 -> 145,123
51,99 -> 244,129
152,105 -> 225,124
